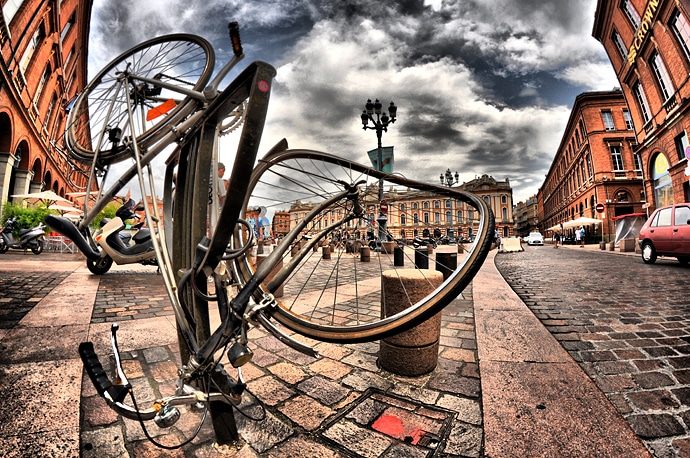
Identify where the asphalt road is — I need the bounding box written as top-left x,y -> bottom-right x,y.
495,245 -> 690,457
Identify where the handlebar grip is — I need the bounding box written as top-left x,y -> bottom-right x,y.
228,21 -> 243,56
78,342 -> 130,403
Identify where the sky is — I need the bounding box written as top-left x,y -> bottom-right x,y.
88,0 -> 619,203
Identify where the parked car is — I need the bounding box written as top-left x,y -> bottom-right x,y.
638,203 -> 690,264
526,232 -> 544,246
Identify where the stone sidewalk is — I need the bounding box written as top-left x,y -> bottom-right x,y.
0,246 -> 650,457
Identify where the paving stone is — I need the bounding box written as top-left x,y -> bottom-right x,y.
278,395 -> 335,431
443,421 -> 483,458
322,420 -> 392,458
267,434 -> 343,458
248,375 -> 295,406
267,361 -> 308,384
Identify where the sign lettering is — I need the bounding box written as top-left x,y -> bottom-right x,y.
627,0 -> 660,64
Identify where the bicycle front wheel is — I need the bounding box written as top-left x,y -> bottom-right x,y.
66,34 -> 215,165
236,148 -> 494,343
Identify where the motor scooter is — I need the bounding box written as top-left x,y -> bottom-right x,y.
45,199 -> 157,275
0,217 -> 46,254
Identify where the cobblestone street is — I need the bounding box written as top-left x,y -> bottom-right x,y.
496,245 -> 690,457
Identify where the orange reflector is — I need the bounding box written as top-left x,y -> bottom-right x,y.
146,99 -> 176,121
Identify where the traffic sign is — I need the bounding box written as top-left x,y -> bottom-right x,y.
596,203 -> 605,213
380,201 -> 388,214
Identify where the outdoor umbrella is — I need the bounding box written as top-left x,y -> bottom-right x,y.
11,190 -> 72,205
562,217 -> 602,229
48,203 -> 81,215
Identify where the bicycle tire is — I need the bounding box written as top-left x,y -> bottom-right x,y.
65,34 -> 215,165
235,148 -> 494,343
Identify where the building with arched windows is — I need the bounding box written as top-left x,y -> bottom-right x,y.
593,0 -> 690,214
287,174 -> 514,242
537,90 -> 644,242
0,0 -> 92,213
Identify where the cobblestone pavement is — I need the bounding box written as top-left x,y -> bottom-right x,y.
495,245 -> 690,458
78,248 -> 484,457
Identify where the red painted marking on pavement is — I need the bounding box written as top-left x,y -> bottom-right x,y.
372,415 -> 404,437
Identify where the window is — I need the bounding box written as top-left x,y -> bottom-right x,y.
633,82 -> 652,124
2,0 -> 26,24
634,153 -> 643,171
445,200 -> 451,208
501,195 -> 507,204
675,206 -> 690,226
467,210 -> 474,221
423,213 -> 429,223
445,211 -> 451,222
34,65 -> 51,104
434,201 -> 440,208
423,202 -> 429,209
579,120 -> 587,138
611,145 -> 624,170
399,203 -> 405,212
61,14 -> 76,43
616,190 -> 630,202
675,132 -> 689,161
19,24 -> 45,74
586,153 -> 594,178
621,0 -> 641,29
602,111 -> 615,130
623,110 -> 633,130
400,214 -> 406,225
457,210 -> 462,222
671,10 -> 690,61
612,29 -> 628,59
650,52 -> 674,102
413,202 -> 418,210
502,208 -> 508,219
413,213 -> 419,223
434,212 -> 440,223
652,207 -> 672,227
44,94 -> 56,130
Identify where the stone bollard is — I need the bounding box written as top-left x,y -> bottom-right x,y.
608,241 -> 615,251
322,246 -> 331,260
291,244 -> 299,257
382,241 -> 395,254
360,246 -> 371,262
313,243 -> 319,252
394,246 -> 404,266
427,243 -> 434,255
255,254 -> 283,298
379,269 -> 444,376
458,243 -> 465,254
414,247 -> 428,269
435,252 -> 458,281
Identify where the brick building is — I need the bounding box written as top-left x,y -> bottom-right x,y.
514,195 -> 539,237
538,90 -> 643,242
288,174 -> 514,242
594,0 -> 690,213
0,0 -> 92,212
271,210 -> 290,238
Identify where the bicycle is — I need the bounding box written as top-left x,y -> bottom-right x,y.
46,22 -> 495,449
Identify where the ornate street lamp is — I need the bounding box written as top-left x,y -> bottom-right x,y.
440,168 -> 459,239
361,99 -> 397,247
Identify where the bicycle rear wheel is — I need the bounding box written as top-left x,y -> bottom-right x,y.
236,148 -> 494,343
65,34 -> 215,165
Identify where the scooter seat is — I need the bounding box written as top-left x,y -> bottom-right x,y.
132,228 -> 151,244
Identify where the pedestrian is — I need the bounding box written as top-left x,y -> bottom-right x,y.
217,162 -> 226,206
580,226 -> 585,248
553,231 -> 560,248
575,226 -> 582,247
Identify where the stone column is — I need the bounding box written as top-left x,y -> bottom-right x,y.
379,269 -> 444,376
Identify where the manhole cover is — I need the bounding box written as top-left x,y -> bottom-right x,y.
317,388 -> 455,457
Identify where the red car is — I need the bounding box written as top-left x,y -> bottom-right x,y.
638,203 -> 690,265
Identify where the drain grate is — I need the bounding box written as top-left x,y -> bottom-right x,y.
317,388 -> 455,457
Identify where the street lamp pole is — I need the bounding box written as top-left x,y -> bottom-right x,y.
361,99 -> 397,246
440,168 -> 459,240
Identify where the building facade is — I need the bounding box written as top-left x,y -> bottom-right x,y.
514,195 -> 539,237
272,210 -> 290,238
0,0 -> 92,212
288,174 -> 514,242
538,90 -> 644,242
594,0 -> 690,214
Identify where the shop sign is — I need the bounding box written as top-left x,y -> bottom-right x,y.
627,0 -> 660,64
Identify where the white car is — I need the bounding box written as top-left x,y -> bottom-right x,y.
526,232 -> 544,246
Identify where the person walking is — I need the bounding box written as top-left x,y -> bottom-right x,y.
575,226 -> 582,247
553,231 -> 560,248
579,226 -> 586,248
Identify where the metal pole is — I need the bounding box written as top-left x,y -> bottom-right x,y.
377,130 -> 385,244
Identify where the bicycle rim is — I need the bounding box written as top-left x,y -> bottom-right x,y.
65,34 -> 215,165
236,148 -> 494,343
